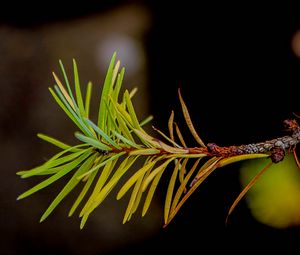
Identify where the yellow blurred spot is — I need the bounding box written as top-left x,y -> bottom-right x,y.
240,154 -> 300,228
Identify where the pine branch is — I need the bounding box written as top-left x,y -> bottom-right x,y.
17,52 -> 300,228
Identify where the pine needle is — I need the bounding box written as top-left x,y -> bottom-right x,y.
225,161 -> 273,224
178,88 -> 206,147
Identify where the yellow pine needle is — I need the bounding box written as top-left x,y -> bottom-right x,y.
190,157 -> 222,187
179,158 -> 189,187
174,123 -> 187,148
124,90 -> 141,130
165,158 -> 202,227
166,157 -> 221,226
111,60 -> 120,87
84,81 -> 93,118
165,153 -> 206,159
92,156 -> 138,206
52,72 -> 75,110
169,159 -> 201,215
129,87 -> 138,98
131,168 -> 151,215
168,110 -> 175,141
178,89 -> 205,147
152,125 -> 181,148
142,158 -> 174,192
79,160 -> 115,217
117,160 -> 158,200
129,148 -> 161,156
68,170 -> 97,217
123,171 -> 147,223
116,103 -> 133,126
133,129 -> 162,148
139,115 -> 154,127
158,140 -> 188,154
87,158 -> 119,215
225,161 -> 273,224
142,166 -> 165,217
164,159 -> 182,224
217,154 -> 269,168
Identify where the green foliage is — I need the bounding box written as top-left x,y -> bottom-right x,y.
17,52 -> 271,228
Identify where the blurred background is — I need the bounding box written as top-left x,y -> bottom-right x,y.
1,1 -> 300,254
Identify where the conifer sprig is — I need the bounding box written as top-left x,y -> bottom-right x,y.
17,53 -> 300,228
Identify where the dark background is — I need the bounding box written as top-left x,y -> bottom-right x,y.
1,1 -> 300,254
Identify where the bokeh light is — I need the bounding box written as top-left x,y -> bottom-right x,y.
240,154 -> 300,228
